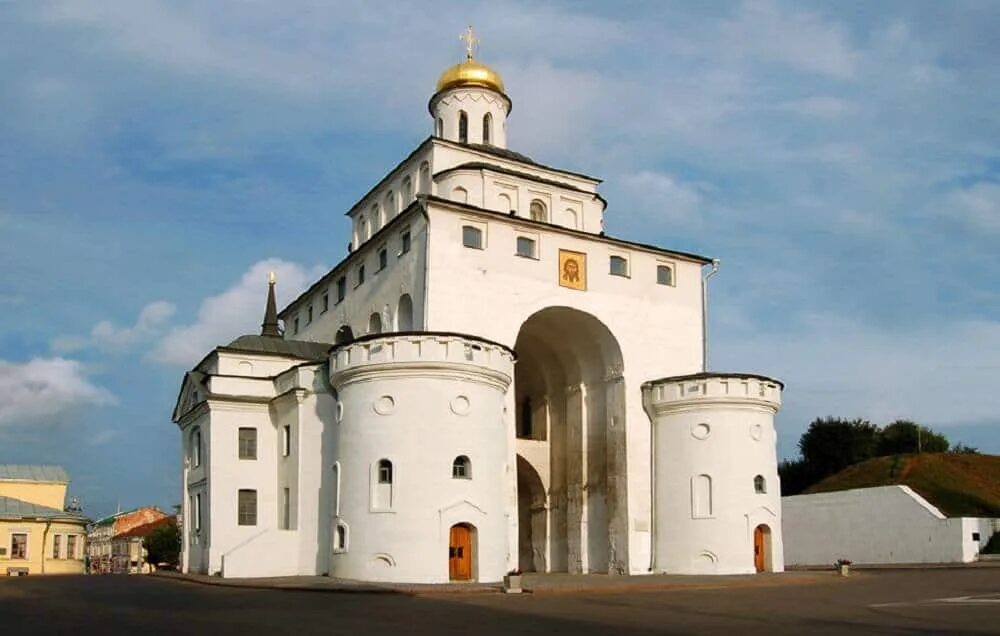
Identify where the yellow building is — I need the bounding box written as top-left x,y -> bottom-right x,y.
0,465 -> 89,575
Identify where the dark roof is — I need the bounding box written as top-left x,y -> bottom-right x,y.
261,281 -> 281,337
434,162 -> 607,209
0,465 -> 69,483
0,495 -> 88,523
219,335 -> 331,361
641,372 -> 785,389
434,137 -> 601,183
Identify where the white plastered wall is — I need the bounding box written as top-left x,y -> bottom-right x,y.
783,486 -> 998,565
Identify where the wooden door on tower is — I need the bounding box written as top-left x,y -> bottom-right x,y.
449,525 -> 472,581
753,525 -> 766,573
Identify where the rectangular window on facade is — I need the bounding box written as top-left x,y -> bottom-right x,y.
609,255 -> 629,277
336,276 -> 346,302
356,264 -> 365,287
657,264 -> 674,286
378,247 -> 388,271
462,225 -> 484,249
194,493 -> 203,532
67,534 -> 77,560
11,533 -> 27,559
307,305 -> 313,324
321,292 -> 329,313
400,229 -> 411,255
293,317 -> 300,335
282,487 -> 291,530
192,429 -> 202,468
516,236 -> 537,259
282,425 -> 291,457
52,534 -> 62,559
238,427 -> 258,460
238,489 -> 258,526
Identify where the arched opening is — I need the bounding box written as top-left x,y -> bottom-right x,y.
368,312 -> 383,334
435,117 -> 443,137
190,427 -> 202,468
529,200 -> 547,222
517,455 -> 547,573
384,191 -> 397,218
482,113 -> 492,144
448,523 -> 476,581
402,177 -> 413,205
513,307 -> 625,574
754,474 -> 766,494
452,186 -> 468,204
370,204 -> 381,233
753,524 -> 772,573
419,162 -> 431,194
335,325 -> 354,345
452,455 -> 471,479
458,111 -> 468,143
497,192 -> 513,213
396,294 -> 413,330
692,474 -> 713,518
357,215 -> 368,243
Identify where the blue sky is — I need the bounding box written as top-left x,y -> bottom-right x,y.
1,1 -> 997,517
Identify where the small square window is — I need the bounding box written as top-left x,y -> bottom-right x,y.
400,230 -> 411,254
336,277 -> 346,302
321,293 -> 329,313
378,248 -> 388,271
356,264 -> 365,287
973,532 -> 981,542
462,225 -> 483,249
610,255 -> 629,277
657,264 -> 674,286
238,427 -> 257,460
516,236 -> 537,259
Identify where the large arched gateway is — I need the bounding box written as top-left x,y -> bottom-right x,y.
514,307 -> 627,574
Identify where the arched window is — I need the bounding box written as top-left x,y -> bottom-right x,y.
377,459 -> 393,484
458,111 -> 468,143
190,427 -> 202,468
451,186 -> 468,204
334,522 -> 348,552
334,325 -> 354,345
497,193 -> 512,213
452,455 -> 471,479
435,117 -> 443,137
358,215 -> 368,243
565,208 -> 578,229
692,474 -> 713,518
754,475 -> 767,494
368,312 -> 382,335
384,191 -> 397,218
482,113 -> 492,144
397,294 -> 413,331
419,162 -> 431,194
402,177 -> 413,205
529,200 -> 547,222
370,204 -> 381,233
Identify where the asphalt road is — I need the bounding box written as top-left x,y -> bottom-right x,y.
1,568 -> 998,635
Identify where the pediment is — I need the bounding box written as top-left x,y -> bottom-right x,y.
172,371 -> 207,422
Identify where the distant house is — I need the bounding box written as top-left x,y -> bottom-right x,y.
87,506 -> 168,574
0,465 -> 89,575
111,515 -> 177,574
783,485 -> 1000,566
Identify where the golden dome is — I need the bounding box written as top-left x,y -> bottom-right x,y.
435,59 -> 505,95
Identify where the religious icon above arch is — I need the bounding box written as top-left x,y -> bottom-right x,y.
558,249 -> 587,291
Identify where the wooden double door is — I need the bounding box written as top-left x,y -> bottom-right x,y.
449,524 -> 473,581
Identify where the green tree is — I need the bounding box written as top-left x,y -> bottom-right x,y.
876,420 -> 949,455
797,416 -> 880,480
144,521 -> 180,569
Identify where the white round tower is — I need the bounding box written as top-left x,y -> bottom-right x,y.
642,373 -> 784,575
429,26 -> 511,148
327,332 -> 514,583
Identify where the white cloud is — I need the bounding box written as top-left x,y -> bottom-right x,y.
152,258 -> 326,367
0,358 -> 117,426
52,300 -> 176,354
619,171 -> 706,227
947,182 -> 1000,233
715,315 -> 1000,431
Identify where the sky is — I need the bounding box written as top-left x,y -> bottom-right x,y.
1,1 -> 997,518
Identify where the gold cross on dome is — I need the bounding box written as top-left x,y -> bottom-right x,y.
460,24 -> 479,61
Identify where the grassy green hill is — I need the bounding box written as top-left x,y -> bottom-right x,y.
805,453 -> 1000,517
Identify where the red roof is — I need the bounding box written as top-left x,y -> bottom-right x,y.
113,515 -> 176,540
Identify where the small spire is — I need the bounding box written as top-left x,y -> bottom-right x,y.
261,271 -> 281,337
460,24 -> 479,61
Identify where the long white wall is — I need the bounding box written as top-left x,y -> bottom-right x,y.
783,486 -> 996,565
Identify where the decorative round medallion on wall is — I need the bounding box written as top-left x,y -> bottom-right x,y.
450,395 -> 471,416
691,422 -> 711,440
750,423 -> 763,441
373,395 -> 395,415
